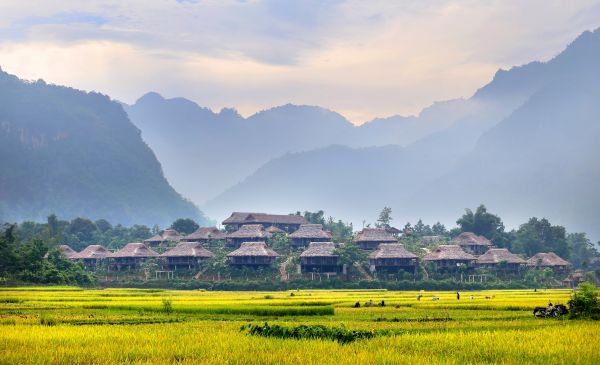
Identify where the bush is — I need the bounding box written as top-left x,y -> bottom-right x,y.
568,282 -> 600,320
241,323 -> 388,344
162,298 -> 173,315
39,316 -> 57,326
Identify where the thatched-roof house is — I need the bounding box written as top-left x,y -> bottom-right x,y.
227,242 -> 280,267
58,245 -> 78,259
451,232 -> 493,255
562,271 -> 585,288
476,248 -> 526,271
354,228 -> 397,250
423,245 -> 476,270
181,227 -> 226,243
144,229 -> 183,246
109,242 -> 160,270
71,245 -> 110,270
368,243 -> 418,274
300,242 -> 340,273
161,242 -> 214,270
289,224 -> 333,248
526,252 -> 570,272
222,212 -> 307,232
226,224 -> 273,247
265,225 -> 285,234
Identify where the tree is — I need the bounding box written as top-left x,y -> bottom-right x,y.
325,217 -> 353,241
568,282 -> 600,319
376,207 -> 393,229
67,217 -> 97,243
567,233 -> 599,269
456,205 -> 509,247
413,219 -> 432,236
334,243 -> 367,267
170,218 -> 199,235
0,225 -> 17,275
94,219 -> 112,233
513,218 -> 568,258
431,222 -> 448,236
300,210 -> 326,225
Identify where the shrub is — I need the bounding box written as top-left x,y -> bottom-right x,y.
162,298 -> 173,315
568,282 -> 600,320
241,323 -> 389,344
39,316 -> 57,326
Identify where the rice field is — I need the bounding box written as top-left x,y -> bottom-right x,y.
0,287 -> 598,364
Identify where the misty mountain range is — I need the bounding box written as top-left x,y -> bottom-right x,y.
1,28 -> 598,240
126,28 -> 600,239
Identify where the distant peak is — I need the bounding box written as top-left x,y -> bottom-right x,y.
136,91 -> 165,104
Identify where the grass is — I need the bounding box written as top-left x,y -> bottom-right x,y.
0,288 -> 598,364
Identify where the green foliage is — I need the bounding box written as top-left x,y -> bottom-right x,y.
567,233 -> 599,269
0,225 -> 96,286
169,218 -> 199,235
568,282 -> 600,320
334,243 -> 367,266
14,215 -> 156,251
242,322 -> 390,344
376,207 -> 393,229
39,316 -> 57,326
513,217 -> 568,258
296,210 -> 353,241
161,298 -> 173,315
456,205 -> 510,247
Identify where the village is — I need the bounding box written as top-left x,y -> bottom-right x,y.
56,212 -> 580,287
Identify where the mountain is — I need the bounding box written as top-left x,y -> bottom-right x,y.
204,28 -> 600,239
124,92 -> 480,205
0,69 -> 210,227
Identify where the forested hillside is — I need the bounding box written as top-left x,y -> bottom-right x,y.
0,69 -> 209,227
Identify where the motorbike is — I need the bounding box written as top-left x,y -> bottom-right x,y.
533,304 -> 569,318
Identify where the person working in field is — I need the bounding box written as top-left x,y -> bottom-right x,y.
456,292 -> 460,300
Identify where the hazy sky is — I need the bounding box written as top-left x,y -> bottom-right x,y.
1,1 -> 599,123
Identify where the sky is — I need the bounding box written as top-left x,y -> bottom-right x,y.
0,1 -> 599,124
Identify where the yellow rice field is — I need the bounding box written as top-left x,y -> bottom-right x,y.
0,288 -> 598,364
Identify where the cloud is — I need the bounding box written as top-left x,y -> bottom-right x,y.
0,0 -> 599,123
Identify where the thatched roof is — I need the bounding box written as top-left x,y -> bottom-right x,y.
526,252 -> 570,267
300,242 -> 337,257
161,242 -> 214,258
110,243 -> 160,258
386,227 -> 402,234
71,245 -> 110,259
451,232 -> 492,247
227,242 -> 280,257
222,212 -> 307,225
226,224 -> 273,239
423,245 -> 476,261
265,225 -> 285,234
355,228 -> 397,243
476,248 -> 526,265
369,243 -> 417,259
183,227 -> 226,241
289,224 -> 332,239
58,245 -> 78,259
144,229 -> 183,243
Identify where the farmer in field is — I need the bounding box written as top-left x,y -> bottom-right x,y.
417,294 -> 422,301
456,292 -> 460,300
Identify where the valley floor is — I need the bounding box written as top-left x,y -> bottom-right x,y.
0,288 -> 597,364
